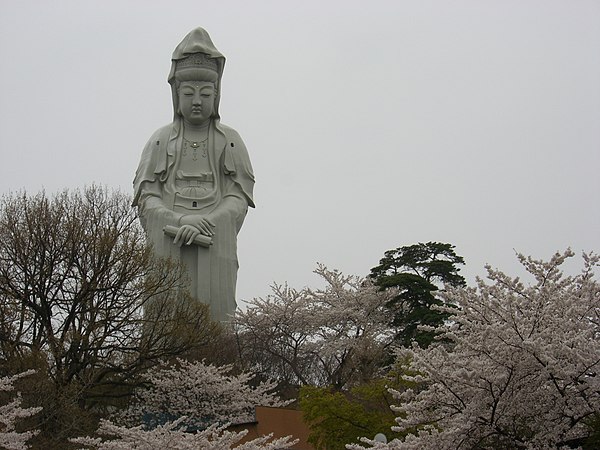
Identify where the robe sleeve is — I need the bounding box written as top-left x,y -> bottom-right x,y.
133,127 -> 167,207
132,126 -> 183,232
220,126 -> 255,208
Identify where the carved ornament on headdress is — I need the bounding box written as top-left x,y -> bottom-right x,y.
176,53 -> 218,73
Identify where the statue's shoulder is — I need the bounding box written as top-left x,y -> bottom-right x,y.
146,124 -> 173,145
217,122 -> 249,159
139,125 -> 174,160
217,122 -> 243,141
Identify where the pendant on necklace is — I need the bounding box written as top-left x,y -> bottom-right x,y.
184,138 -> 207,160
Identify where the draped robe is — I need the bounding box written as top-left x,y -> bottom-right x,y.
133,119 -> 254,321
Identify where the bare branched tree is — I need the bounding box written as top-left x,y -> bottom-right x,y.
0,186 -> 219,446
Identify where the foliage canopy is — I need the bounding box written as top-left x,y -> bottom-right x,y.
369,242 -> 465,347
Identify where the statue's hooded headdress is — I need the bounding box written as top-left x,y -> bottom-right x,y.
133,27 -> 254,210
168,27 -> 226,121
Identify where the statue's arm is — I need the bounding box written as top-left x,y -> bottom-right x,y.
134,127 -> 186,231
208,182 -> 249,231
220,126 -> 255,207
207,129 -> 254,230
136,181 -> 184,230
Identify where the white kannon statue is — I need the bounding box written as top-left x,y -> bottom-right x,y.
133,27 -> 255,322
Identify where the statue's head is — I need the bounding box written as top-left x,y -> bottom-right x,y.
168,27 -> 225,122
174,54 -> 218,125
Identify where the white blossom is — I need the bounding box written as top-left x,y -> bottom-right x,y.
72,417 -> 297,449
350,250 -> 600,449
117,358 -> 290,429
235,264 -> 395,389
0,370 -> 42,450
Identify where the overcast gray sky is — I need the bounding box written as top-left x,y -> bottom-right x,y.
1,0 -> 598,304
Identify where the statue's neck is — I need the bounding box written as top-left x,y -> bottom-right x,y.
182,120 -> 211,132
183,120 -> 210,142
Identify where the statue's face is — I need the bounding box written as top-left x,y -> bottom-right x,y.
178,81 -> 215,126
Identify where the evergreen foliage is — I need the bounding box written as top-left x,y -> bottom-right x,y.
369,242 -> 466,347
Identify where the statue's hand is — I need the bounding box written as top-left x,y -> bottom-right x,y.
173,224 -> 201,247
180,215 -> 216,237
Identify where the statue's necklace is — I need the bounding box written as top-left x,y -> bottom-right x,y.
183,136 -> 208,160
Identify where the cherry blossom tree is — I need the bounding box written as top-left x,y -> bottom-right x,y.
117,358 -> 290,430
351,250 -> 600,449
234,265 -> 395,392
72,417 -> 296,450
0,370 -> 41,450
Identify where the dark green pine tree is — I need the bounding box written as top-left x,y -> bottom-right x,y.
369,242 -> 466,348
